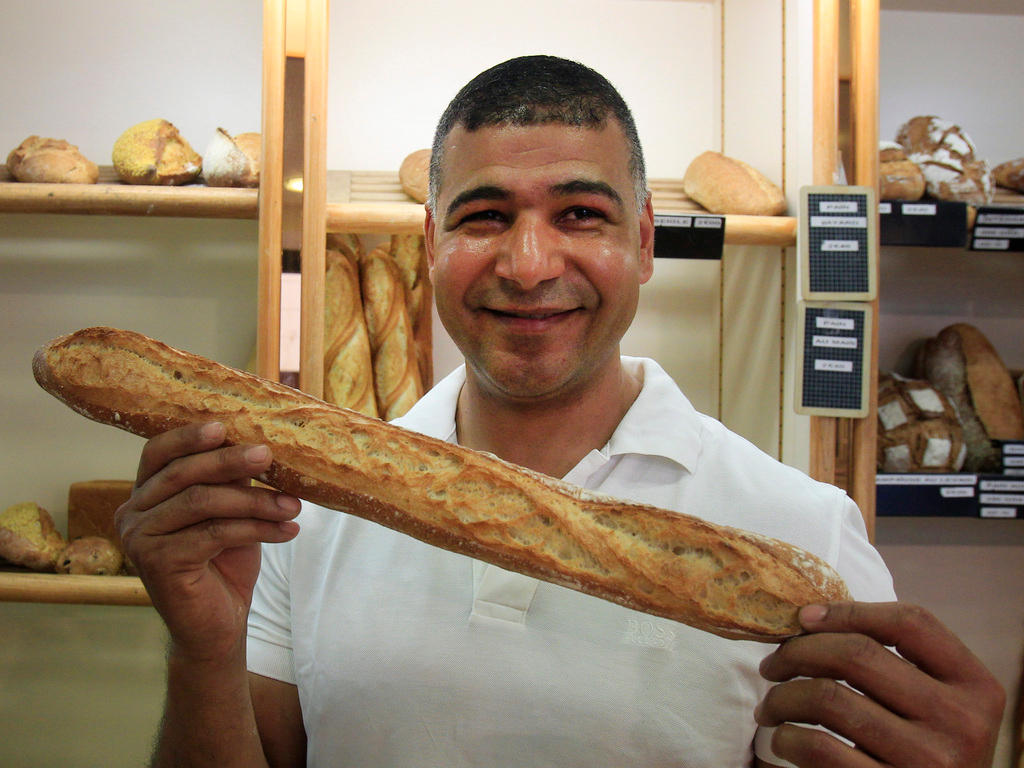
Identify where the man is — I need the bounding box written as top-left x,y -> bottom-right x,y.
117,56 -> 1004,767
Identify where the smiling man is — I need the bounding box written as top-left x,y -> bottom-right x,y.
117,55 -> 1003,768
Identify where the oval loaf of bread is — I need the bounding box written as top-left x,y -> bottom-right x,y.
33,327 -> 849,641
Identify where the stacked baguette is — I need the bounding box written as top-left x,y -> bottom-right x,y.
33,326 -> 850,641
322,233 -> 431,420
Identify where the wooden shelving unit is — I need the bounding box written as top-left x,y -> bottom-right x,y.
0,166 -> 799,245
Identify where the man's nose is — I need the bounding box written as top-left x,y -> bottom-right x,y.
493,215 -> 566,290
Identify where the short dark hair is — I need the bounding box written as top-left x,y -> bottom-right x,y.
428,55 -> 648,212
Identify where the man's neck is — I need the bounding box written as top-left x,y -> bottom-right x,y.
455,357 -> 643,479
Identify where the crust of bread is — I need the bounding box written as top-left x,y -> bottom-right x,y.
682,151 -> 786,216
33,327 -> 850,641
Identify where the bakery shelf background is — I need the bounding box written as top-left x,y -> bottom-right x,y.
868,3 -> 1024,766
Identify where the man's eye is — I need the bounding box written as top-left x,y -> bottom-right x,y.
460,209 -> 505,225
563,207 -> 605,223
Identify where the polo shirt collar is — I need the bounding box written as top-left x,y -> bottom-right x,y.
400,356 -> 702,473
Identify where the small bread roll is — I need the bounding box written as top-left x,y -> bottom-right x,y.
112,118 -> 202,185
878,141 -> 925,201
993,158 -> 1024,192
682,151 -> 786,216
399,148 -> 431,203
0,502 -> 67,571
202,128 -> 261,187
6,136 -> 99,184
55,536 -> 124,575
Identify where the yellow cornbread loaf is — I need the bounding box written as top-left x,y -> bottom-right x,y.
111,118 -> 201,185
0,501 -> 67,571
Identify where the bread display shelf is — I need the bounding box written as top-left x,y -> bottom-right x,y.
0,570 -> 151,606
0,165 -> 798,244
0,165 -> 258,218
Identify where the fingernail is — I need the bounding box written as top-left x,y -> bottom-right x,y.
246,445 -> 270,463
201,422 -> 225,440
276,495 -> 300,513
800,604 -> 829,625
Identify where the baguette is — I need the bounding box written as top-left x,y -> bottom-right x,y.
33,327 -> 849,641
359,246 -> 424,420
324,243 -> 378,417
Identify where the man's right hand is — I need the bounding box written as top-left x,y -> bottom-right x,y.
115,421 -> 301,663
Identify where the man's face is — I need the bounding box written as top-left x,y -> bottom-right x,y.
425,121 -> 654,404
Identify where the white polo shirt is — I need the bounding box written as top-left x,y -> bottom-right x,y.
247,357 -> 895,767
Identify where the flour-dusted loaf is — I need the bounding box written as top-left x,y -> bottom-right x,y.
895,116 -> 993,205
877,372 -> 965,473
6,136 -> 99,184
202,128 -> 260,188
682,151 -> 786,216
33,327 -> 850,641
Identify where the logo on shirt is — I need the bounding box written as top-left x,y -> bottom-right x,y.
623,618 -> 677,651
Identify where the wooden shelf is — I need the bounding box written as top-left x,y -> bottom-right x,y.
0,166 -> 799,245
0,570 -> 151,606
0,165 -> 258,219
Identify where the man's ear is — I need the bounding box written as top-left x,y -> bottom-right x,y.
423,204 -> 437,277
638,194 -> 655,284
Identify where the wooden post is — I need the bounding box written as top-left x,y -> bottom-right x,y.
298,0 -> 329,399
849,0 -> 880,539
257,0 -> 287,381
809,0 -> 840,487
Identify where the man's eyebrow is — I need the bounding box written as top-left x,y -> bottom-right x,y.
444,185 -> 510,220
550,179 -> 623,207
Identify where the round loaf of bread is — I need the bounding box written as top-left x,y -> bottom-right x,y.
55,536 -> 124,575
399,148 -> 430,203
683,151 -> 786,216
6,136 -> 99,184
915,323 -> 1024,472
994,158 -> 1024,192
112,118 -> 202,185
895,116 -> 993,204
202,128 -> 261,188
0,501 -> 66,571
877,372 -> 965,473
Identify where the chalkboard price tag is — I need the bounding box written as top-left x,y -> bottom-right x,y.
969,207 -> 1024,252
800,186 -> 876,301
654,213 -> 725,260
795,302 -> 872,417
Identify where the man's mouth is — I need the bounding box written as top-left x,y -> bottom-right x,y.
483,306 -> 582,328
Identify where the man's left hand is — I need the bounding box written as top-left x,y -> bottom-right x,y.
755,601 -> 1005,768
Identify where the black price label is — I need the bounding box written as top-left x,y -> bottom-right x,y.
879,200 -> 968,247
795,302 -> 872,417
800,186 -> 876,300
970,207 -> 1024,252
654,213 -> 725,260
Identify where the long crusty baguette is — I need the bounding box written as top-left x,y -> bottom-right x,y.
33,327 -> 849,641
324,244 -> 378,418
359,246 -> 423,420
